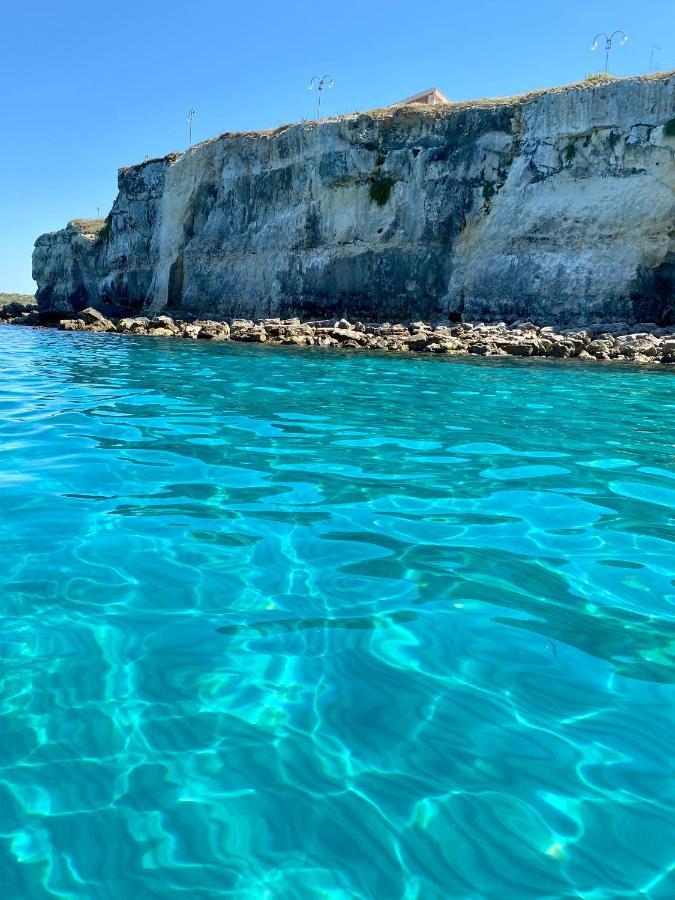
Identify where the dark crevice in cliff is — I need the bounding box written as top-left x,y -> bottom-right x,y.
632,252 -> 675,325
168,256 -> 185,308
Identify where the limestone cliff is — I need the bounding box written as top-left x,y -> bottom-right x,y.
33,74 -> 675,325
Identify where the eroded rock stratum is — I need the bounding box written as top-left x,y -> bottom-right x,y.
33,74 -> 675,325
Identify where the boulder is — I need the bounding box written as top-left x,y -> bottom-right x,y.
149,315 -> 180,334
231,323 -> 267,342
316,335 -> 340,348
615,333 -> 661,358
265,322 -> 315,345
197,321 -> 231,341
117,317 -> 150,334
494,337 -> 539,356
661,340 -> 675,364
406,333 -> 433,351
426,339 -> 466,354
80,307 -> 114,330
316,327 -> 368,345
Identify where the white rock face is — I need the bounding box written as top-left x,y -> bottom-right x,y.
33,74 -> 675,325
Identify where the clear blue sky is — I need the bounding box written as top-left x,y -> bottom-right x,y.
1,0 -> 672,293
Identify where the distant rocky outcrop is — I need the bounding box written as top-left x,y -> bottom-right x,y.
33,74 -> 675,326
0,293 -> 36,310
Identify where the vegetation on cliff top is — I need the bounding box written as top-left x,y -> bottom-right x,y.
70,219 -> 107,235
584,72 -> 619,84
69,217 -> 112,242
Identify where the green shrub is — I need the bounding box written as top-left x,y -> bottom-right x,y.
370,174 -> 394,206
376,153 -> 386,167
664,117 -> 675,137
564,144 -> 576,162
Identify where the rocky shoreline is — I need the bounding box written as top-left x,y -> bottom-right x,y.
2,303 -> 675,365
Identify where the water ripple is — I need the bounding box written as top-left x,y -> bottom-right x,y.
0,327 -> 674,897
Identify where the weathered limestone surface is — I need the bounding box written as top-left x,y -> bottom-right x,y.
33,75 -> 675,325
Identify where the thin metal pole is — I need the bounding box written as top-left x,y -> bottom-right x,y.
187,107 -> 195,147
650,45 -> 660,72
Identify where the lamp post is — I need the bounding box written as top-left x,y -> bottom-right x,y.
591,31 -> 628,74
187,106 -> 196,147
650,44 -> 661,72
308,75 -> 334,119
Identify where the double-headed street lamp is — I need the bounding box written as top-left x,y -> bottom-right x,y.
591,31 -> 628,74
308,75 -> 334,119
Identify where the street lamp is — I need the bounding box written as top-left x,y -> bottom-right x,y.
187,106 -> 196,147
591,31 -> 628,74
308,75 -> 334,119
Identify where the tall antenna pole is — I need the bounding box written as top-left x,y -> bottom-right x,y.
187,106 -> 196,147
650,44 -> 660,72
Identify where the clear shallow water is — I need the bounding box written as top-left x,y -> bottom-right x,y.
1,326 -> 675,899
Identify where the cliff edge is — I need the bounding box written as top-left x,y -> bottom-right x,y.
33,73 -> 675,325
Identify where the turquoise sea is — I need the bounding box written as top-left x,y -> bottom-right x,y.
1,325 -> 675,898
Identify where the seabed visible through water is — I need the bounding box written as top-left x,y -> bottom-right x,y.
1,326 -> 674,898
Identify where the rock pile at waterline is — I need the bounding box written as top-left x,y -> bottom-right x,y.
3,304 -> 675,364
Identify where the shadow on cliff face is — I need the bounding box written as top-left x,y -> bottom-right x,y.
277,249 -> 452,322
632,253 -> 675,324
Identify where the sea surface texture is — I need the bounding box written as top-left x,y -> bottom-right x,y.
1,326 -> 674,899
